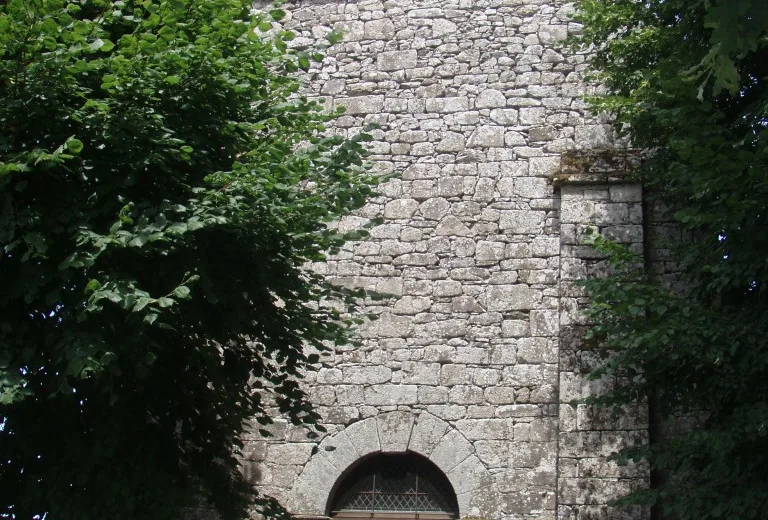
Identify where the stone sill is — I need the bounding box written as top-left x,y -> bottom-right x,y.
552,172 -> 636,187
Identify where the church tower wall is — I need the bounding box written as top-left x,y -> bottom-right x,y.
244,2 -> 650,519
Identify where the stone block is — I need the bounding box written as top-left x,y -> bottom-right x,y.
426,97 -> 470,113
485,386 -> 517,405
476,240 -> 506,264
357,313 -> 414,338
419,319 -> 467,338
472,368 -> 501,386
510,441 -> 554,469
377,411 -> 415,452
447,454 -> 490,494
468,126 -> 505,148
417,386 -> 449,404
364,384 -> 418,405
435,131 -> 466,152
408,411 -> 449,456
449,385 -> 484,404
318,431 -> 360,472
267,443 -> 313,465
430,429 -> 473,473
456,418 -> 513,440
392,253 -> 439,266
476,89 -> 506,108
515,177 -> 550,198
377,49 -> 418,71
520,107 -> 546,125
403,163 -> 440,180
432,18 -> 457,37
384,198 -> 420,219
487,285 -> 537,311
437,176 -> 464,197
503,364 -> 553,386
336,95 -> 384,115
435,215 -> 472,236
434,280 -> 462,297
420,197 -> 450,220
287,456 -> 340,514
427,404 -> 467,421
393,295 -> 432,315
490,108 -> 519,125
441,364 -> 469,386
499,210 -> 546,234
475,440 -> 509,468
530,310 -> 558,337
400,362 -> 441,385
342,365 -> 392,384
364,18 -> 395,39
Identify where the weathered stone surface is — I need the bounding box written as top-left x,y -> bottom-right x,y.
377,411 -> 415,452
499,210 -> 546,234
430,428 -> 473,474
268,443 -> 313,465
432,18 -> 457,37
468,126 -> 505,148
487,285 -> 537,311
287,456 -> 340,514
408,412 -> 449,456
435,132 -> 466,152
420,198 -> 450,220
377,50 -> 418,71
393,295 -> 432,315
384,198 -> 420,219
357,313 -> 413,338
447,454 -> 492,494
476,89 -> 507,108
426,97 -> 470,113
342,366 -> 392,385
318,431 -> 360,473
364,18 -> 395,40
435,215 -> 472,236
364,385 -> 418,405
335,95 -> 383,115
343,418 -> 379,457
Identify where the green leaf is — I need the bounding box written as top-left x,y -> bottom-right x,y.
100,39 -> 115,52
172,286 -> 191,299
67,138 -> 84,154
85,279 -> 102,294
326,29 -> 344,45
157,297 -> 175,308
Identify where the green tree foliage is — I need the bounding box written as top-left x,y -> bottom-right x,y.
574,1 -> 768,518
0,1 -> 375,518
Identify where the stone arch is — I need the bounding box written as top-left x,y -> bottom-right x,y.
286,411 -> 492,518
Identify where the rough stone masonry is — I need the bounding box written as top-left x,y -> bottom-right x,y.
243,1 -> 651,520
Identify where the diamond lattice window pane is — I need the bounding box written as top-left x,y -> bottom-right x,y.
330,453 -> 459,517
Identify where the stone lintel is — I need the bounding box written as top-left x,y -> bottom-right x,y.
553,149 -> 643,187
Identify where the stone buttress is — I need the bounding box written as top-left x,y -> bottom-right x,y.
243,2 -> 650,520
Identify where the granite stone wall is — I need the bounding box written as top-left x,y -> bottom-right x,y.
242,2 -> 649,519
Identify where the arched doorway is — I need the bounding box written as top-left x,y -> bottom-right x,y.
328,452 -> 459,520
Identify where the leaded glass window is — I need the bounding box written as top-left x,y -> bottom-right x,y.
329,454 -> 458,517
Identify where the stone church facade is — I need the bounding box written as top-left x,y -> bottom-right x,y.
245,1 -> 653,520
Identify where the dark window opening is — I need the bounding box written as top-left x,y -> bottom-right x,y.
329,453 -> 459,519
